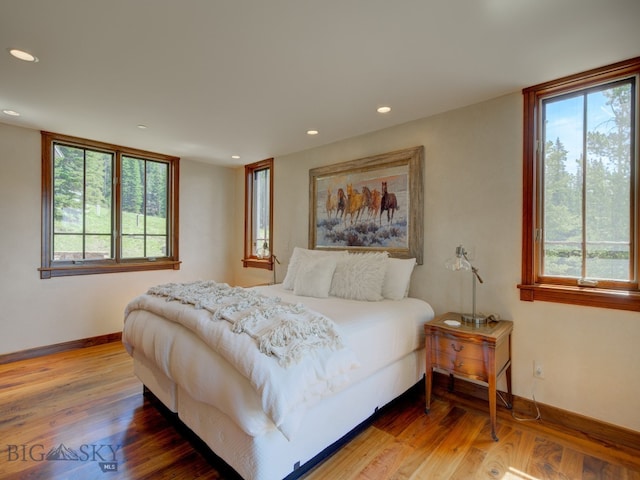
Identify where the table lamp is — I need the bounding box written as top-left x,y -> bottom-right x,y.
445,244 -> 486,324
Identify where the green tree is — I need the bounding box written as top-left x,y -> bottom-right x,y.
122,156 -> 143,214
544,138 -> 581,242
53,145 -> 84,225
145,161 -> 167,217
586,85 -> 631,243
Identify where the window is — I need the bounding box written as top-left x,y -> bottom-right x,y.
40,131 -> 180,278
519,58 -> 640,311
243,158 -> 273,270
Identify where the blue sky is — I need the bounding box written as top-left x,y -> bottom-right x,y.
544,89 -> 618,171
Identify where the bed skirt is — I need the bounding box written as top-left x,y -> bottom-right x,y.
133,347 -> 426,480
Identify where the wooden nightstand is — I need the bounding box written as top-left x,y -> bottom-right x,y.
424,312 -> 513,441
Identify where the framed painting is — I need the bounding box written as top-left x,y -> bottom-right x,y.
309,146 -> 424,264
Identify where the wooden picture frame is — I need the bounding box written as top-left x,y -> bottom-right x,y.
309,146 -> 424,264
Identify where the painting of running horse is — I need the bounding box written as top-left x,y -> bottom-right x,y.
309,146 -> 424,265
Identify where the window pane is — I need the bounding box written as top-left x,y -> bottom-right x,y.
85,234 -> 111,259
122,156 -> 145,235
146,161 -> 168,235
121,158 -> 169,258
585,84 -> 632,280
122,235 -> 144,258
542,81 -> 634,281
53,234 -> 82,260
253,168 -> 270,255
53,144 -> 84,234
52,145 -> 115,261
85,150 -> 113,235
542,95 -> 583,277
146,236 -> 167,258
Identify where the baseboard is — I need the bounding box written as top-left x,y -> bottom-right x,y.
0,332 -> 122,365
431,371 -> 640,454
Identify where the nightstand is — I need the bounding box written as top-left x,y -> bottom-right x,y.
424,312 -> 513,441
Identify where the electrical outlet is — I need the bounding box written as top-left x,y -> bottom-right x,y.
533,360 -> 544,379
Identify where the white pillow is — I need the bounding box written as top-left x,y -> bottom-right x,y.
282,247 -> 347,290
382,258 -> 416,300
293,256 -> 337,298
329,252 -> 389,301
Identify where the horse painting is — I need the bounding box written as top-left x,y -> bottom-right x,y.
380,181 -> 398,225
345,184 -> 364,225
368,188 -> 381,220
360,186 -> 373,220
336,188 -> 347,220
325,188 -> 337,218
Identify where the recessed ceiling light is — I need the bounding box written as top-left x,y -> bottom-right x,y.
231,155 -> 240,159
306,130 -> 319,136
137,124 -> 148,129
377,106 -> 391,114
8,48 -> 38,63
2,109 -> 20,116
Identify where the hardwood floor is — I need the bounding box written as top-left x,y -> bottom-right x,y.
1,342 -> 639,480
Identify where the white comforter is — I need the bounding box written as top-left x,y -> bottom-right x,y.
124,282 -> 359,439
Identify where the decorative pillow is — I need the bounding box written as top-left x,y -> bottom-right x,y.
282,247 -> 347,290
382,258 -> 417,300
293,256 -> 337,298
329,252 -> 389,301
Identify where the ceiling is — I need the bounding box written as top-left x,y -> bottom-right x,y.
1,1 -> 639,167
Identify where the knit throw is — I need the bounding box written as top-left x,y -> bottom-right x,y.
147,281 -> 344,367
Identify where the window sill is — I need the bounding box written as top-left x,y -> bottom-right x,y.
39,260 -> 181,279
518,283 -> 640,312
242,258 -> 273,270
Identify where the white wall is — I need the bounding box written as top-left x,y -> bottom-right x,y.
234,92 -> 640,432
0,123 -> 236,355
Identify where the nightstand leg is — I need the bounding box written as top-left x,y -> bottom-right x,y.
506,334 -> 514,409
488,350 -> 498,441
425,336 -> 433,414
506,363 -> 513,409
425,369 -> 432,414
489,376 -> 498,441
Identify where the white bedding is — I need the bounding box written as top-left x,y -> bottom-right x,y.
253,285 -> 431,386
123,284 -> 434,441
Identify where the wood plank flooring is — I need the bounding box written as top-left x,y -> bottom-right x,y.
1,341 -> 639,480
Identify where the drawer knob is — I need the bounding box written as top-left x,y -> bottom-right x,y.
451,343 -> 464,352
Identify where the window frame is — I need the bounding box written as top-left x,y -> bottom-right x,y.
519,57 -> 640,311
242,158 -> 274,270
40,131 -> 180,278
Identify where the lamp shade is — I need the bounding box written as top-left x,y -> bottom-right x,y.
445,245 -> 471,272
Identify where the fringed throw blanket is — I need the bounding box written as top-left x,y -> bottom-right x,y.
123,281 -> 359,439
146,280 -> 343,367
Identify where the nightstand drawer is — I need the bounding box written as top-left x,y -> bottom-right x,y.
436,353 -> 487,379
432,335 -> 486,379
433,335 -> 485,361
431,333 -> 510,380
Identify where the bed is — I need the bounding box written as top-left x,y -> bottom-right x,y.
122,248 -> 434,480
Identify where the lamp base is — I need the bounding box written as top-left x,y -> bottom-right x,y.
461,313 -> 488,325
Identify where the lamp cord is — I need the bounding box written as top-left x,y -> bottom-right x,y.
509,384 -> 542,422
